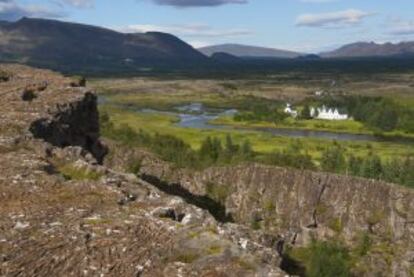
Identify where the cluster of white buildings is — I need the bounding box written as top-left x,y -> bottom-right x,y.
284,103 -> 349,121
311,106 -> 349,121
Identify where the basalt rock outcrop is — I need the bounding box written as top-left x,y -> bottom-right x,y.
105,144 -> 414,276
29,92 -> 107,163
0,64 -> 287,277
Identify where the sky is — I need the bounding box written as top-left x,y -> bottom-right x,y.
1,0 -> 414,52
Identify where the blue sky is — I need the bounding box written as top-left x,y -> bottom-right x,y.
1,0 -> 414,52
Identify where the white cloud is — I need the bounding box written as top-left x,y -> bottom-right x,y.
119,23 -> 252,38
62,0 -> 94,8
187,40 -> 211,48
296,9 -> 373,28
388,19 -> 414,36
147,0 -> 247,7
0,0 -> 64,21
300,0 -> 337,3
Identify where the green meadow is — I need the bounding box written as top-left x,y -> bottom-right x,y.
99,104 -> 414,162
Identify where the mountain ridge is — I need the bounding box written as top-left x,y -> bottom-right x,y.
321,41 -> 414,58
0,17 -> 208,73
198,43 -> 302,59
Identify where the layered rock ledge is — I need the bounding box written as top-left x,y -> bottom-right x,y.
0,65 -> 287,276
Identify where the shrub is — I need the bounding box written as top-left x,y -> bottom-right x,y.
288,240 -> 351,277
354,232 -> 372,257
59,164 -> 103,181
127,159 -> 142,175
300,104 -> 312,120
70,76 -> 86,87
21,88 -> 37,102
265,142 -> 315,170
206,182 -> 229,204
321,142 -> 346,173
0,70 -> 10,82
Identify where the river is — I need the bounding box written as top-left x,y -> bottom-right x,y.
140,102 -> 402,143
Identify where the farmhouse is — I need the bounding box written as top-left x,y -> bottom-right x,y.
311,106 -> 348,120
284,103 -> 298,118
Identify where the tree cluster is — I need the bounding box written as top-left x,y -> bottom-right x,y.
234,104 -> 288,124
320,95 -> 414,132
321,143 -> 413,187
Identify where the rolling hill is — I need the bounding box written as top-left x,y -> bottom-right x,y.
0,17 -> 208,73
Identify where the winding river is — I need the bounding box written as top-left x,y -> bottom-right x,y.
140,103 -> 405,143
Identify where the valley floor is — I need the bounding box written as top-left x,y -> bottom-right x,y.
92,74 -> 414,188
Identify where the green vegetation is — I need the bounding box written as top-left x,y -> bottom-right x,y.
213,115 -> 368,135
321,95 -> 414,133
234,103 -> 288,123
174,253 -> 200,263
320,143 -> 414,187
0,70 -> 10,82
262,140 -> 315,170
101,112 -> 255,169
321,142 -> 346,173
353,233 -> 372,258
96,74 -> 414,188
287,240 -> 351,277
59,164 -> 103,181
206,182 -> 230,204
300,104 -> 313,120
100,107 -> 414,187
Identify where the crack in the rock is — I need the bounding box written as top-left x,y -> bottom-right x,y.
140,173 -> 233,223
307,176 -> 329,229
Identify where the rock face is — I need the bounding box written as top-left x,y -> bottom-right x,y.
29,92 -> 107,163
109,148 -> 414,276
0,64 -> 287,276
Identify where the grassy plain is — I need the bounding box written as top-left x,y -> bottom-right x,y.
92,72 -> 414,163
99,104 -> 414,162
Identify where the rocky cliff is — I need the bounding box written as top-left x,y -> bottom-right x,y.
105,144 -> 414,276
0,64 -> 286,276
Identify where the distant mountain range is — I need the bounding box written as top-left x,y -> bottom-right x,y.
321,41 -> 414,58
200,42 -> 414,59
198,44 -> 302,59
0,17 -> 208,73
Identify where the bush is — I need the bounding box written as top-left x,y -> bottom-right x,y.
264,140 -> 315,170
0,70 -> 10,82
59,164 -> 103,181
300,104 -> 312,120
234,103 -> 288,123
289,240 -> 351,277
206,182 -> 229,204
321,142 -> 346,173
21,88 -> 37,102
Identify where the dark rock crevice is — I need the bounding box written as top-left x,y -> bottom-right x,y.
29,92 -> 108,163
141,173 -> 234,223
307,176 -> 329,229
